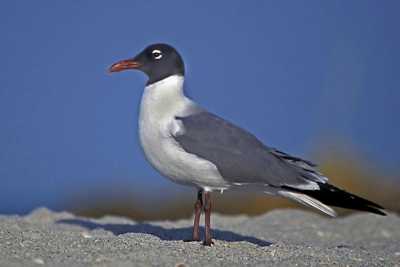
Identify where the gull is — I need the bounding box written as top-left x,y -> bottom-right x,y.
109,43 -> 385,246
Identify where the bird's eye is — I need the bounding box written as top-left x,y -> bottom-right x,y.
152,49 -> 162,60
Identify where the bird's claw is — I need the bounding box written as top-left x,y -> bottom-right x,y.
202,240 -> 214,246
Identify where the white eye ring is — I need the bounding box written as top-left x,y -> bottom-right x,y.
152,49 -> 162,60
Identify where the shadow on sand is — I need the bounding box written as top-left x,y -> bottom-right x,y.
57,218 -> 272,247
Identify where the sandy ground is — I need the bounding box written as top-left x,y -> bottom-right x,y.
0,207 -> 399,267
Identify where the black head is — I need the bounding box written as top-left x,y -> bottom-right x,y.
109,43 -> 185,85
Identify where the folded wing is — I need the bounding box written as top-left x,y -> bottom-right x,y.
173,111 -> 326,190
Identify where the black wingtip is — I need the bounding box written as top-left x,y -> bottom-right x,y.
283,183 -> 387,216
370,208 -> 387,216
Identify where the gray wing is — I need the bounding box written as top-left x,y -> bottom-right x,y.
173,111 -> 327,189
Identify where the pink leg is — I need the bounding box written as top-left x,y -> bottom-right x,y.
184,189 -> 203,242
203,191 -> 214,246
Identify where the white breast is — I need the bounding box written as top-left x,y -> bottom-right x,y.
138,75 -> 228,191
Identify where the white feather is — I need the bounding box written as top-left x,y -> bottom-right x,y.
287,181 -> 320,190
278,190 -> 337,217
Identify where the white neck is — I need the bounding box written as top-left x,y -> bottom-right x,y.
144,75 -> 185,102
140,75 -> 194,122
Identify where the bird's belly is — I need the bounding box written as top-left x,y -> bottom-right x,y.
138,117 -> 228,191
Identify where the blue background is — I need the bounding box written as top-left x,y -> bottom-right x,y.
0,1 -> 399,214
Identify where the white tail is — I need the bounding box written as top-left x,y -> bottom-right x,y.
278,190 -> 337,217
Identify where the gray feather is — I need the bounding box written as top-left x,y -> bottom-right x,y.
173,111 -> 327,188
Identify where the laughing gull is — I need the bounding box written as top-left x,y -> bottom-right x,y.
109,43 -> 385,246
